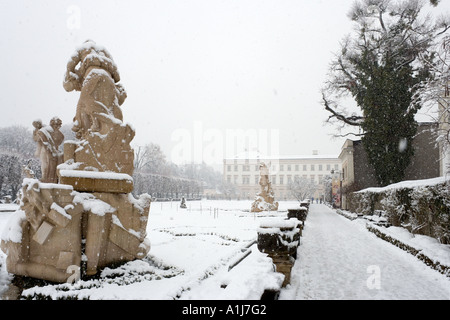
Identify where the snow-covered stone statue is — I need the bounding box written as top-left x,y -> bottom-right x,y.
61,39 -> 134,179
251,163 -> 279,212
32,117 -> 64,183
63,39 -> 127,139
1,41 -> 151,284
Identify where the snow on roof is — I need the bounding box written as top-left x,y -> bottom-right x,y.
225,151 -> 339,161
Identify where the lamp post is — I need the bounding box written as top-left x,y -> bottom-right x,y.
331,169 -> 343,209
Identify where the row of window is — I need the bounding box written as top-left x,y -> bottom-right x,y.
226,163 -> 339,173
227,174 -> 327,185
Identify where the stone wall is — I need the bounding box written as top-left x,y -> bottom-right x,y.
347,177 -> 450,244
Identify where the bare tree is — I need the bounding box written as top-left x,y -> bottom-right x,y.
421,35 -> 450,174
288,176 -> 317,203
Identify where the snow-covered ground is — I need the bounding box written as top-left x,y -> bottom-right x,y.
0,200 -> 294,300
279,204 -> 450,300
0,200 -> 449,300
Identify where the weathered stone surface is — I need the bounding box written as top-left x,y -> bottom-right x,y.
58,169 -> 133,193
83,192 -> 151,275
1,179 -> 83,283
32,221 -> 54,245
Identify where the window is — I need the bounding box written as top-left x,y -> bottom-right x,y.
287,165 -> 291,171
271,176 -> 276,185
318,164 -> 323,171
310,175 -> 315,183
279,176 -> 284,185
227,175 -> 231,183
242,176 -> 250,185
311,164 -> 315,171
287,175 -> 292,184
234,165 -> 238,172
327,164 -> 331,171
234,175 -> 238,184
318,175 -> 323,183
243,165 -> 250,171
227,165 -> 231,172
255,175 -> 259,184
295,164 -> 299,171
334,164 -> 339,170
303,164 -> 307,171
255,165 -> 259,171
280,164 -> 284,171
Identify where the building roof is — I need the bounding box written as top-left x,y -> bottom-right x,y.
224,151 -> 340,161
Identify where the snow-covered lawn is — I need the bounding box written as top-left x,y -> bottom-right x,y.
1,201 -> 449,300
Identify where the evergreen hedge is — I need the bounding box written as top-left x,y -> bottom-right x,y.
347,178 -> 450,244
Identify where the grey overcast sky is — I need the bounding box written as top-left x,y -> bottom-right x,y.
1,0 -> 449,168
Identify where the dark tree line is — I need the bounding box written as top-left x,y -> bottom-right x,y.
132,143 -> 226,199
0,125 -> 41,201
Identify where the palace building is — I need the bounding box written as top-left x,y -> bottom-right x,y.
223,151 -> 342,201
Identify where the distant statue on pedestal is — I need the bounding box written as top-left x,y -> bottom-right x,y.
180,197 -> 187,209
251,162 -> 279,212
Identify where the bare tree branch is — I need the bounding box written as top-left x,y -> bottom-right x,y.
322,93 -> 364,127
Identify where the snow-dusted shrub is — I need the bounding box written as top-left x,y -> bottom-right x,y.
380,188 -> 411,228
347,191 -> 379,215
348,178 -> 450,244
408,184 -> 450,244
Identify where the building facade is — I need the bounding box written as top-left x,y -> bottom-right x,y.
223,151 -> 341,201
339,122 -> 442,209
438,86 -> 450,176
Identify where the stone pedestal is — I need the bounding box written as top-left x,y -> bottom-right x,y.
257,218 -> 301,287
1,180 -> 83,283
58,169 -> 133,194
287,206 -> 308,224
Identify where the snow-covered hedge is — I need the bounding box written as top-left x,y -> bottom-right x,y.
347,177 -> 450,244
366,224 -> 450,277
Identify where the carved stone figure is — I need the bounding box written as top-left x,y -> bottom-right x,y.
61,39 -> 134,177
63,39 -> 127,138
251,163 -> 279,212
32,117 -> 64,183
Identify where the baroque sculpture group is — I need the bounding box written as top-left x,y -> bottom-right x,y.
0,40 -> 151,283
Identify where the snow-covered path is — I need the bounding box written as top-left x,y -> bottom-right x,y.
280,204 -> 450,300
